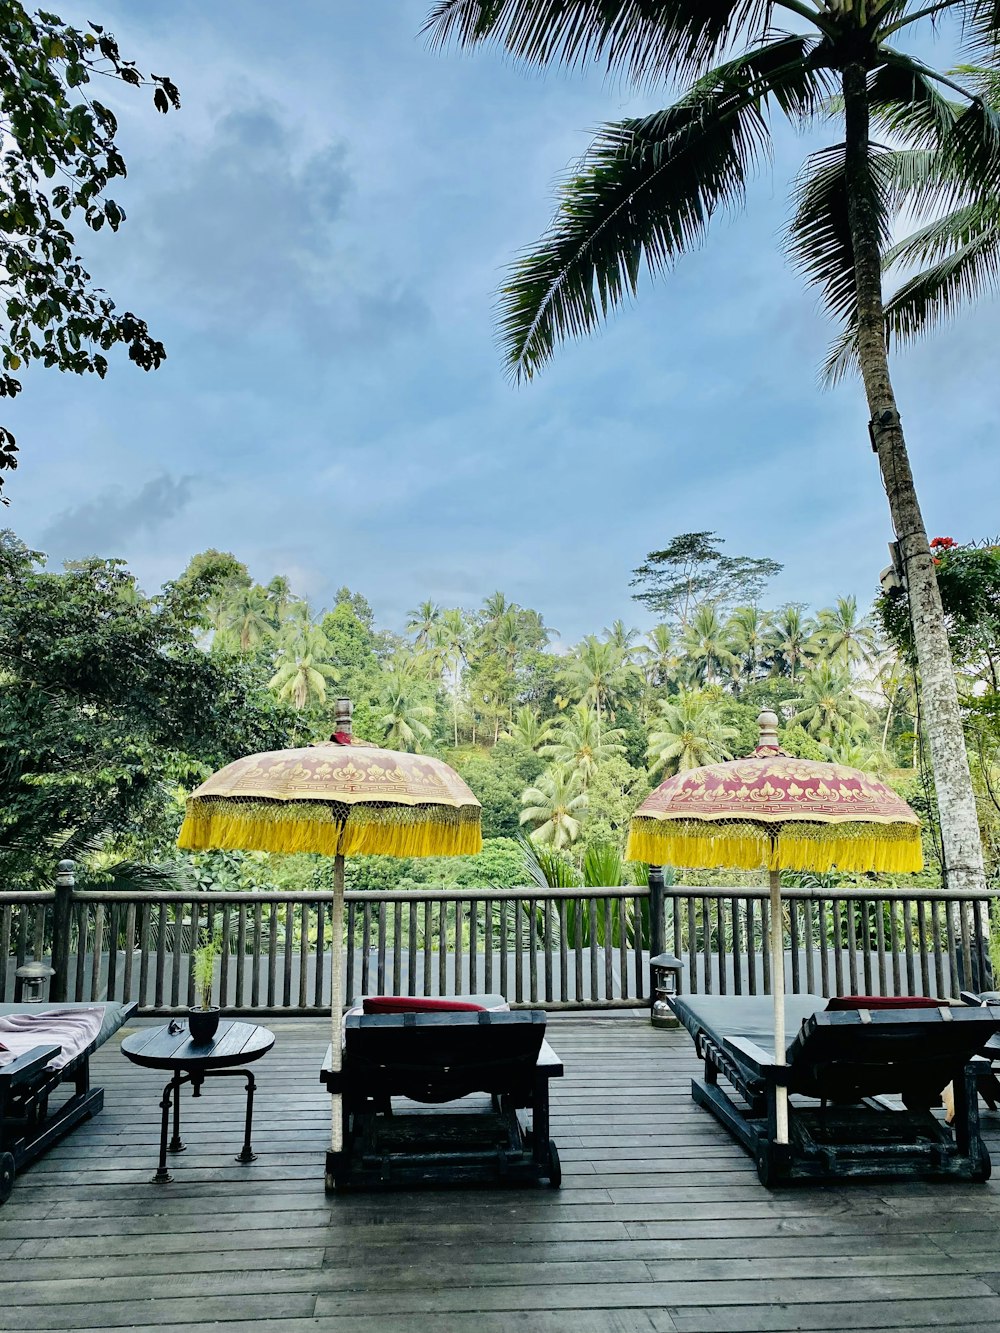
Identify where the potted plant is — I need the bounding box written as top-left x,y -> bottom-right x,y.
189,937 -> 220,1044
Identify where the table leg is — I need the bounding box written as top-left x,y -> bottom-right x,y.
168,1070 -> 186,1154
154,1076 -> 176,1184
236,1070 -> 257,1164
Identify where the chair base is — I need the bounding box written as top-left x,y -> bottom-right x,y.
325,1104 -> 560,1191
692,1075 -> 993,1186
1,1067 -> 104,1205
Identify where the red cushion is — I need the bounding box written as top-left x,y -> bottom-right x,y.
361,996 -> 485,1014
826,994 -> 944,1010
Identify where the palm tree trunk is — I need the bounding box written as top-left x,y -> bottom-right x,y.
842,63 -> 985,895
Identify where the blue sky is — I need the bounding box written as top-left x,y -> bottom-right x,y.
7,1 -> 998,644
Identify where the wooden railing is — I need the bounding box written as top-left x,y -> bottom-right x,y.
1,862 -> 996,1014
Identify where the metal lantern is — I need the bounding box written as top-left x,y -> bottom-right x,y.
649,954 -> 682,1029
15,961 -> 55,1003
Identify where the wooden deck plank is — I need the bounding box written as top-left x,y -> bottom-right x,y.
3,1015 -> 1000,1333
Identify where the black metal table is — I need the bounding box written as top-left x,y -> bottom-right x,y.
121,1021 -> 274,1183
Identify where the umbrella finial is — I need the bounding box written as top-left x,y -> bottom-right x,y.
754,709 -> 786,756
333,698 -> 353,745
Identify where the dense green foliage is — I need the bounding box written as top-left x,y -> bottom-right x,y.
0,4 -> 178,498
4,526 -> 997,889
0,533 -> 291,884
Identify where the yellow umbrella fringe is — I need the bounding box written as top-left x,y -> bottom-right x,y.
178,798 -> 483,858
626,820 -> 923,874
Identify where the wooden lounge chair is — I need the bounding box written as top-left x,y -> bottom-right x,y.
670,993 -> 1000,1186
0,1000 -> 136,1204
321,1007 -> 563,1190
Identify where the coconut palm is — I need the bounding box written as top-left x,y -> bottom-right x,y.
820,727 -> 890,775
519,766 -> 589,849
436,607 -> 468,746
774,606 -> 819,682
378,664 -> 435,753
425,0 -> 994,896
407,599 -> 442,650
542,702 -> 625,787
219,585 -> 272,654
637,624 -> 681,691
682,605 -> 739,687
268,626 -> 341,712
789,662 -> 871,742
727,605 -> 777,689
264,576 -> 298,629
507,704 -> 554,752
564,635 -> 637,735
647,691 -> 737,777
815,595 -> 878,671
604,619 -> 641,658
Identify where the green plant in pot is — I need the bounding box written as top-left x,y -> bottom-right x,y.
189,937 -> 220,1044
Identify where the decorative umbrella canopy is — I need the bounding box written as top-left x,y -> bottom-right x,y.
176,699 -> 482,1180
178,739 -> 482,858
626,709 -> 922,1149
626,717 -> 922,875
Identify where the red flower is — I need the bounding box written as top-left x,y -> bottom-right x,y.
930,536 -> 956,550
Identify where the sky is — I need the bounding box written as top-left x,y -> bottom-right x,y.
6,1 -> 998,645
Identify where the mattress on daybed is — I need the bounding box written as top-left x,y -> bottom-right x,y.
0,1001 -> 134,1066
670,993 -> 828,1064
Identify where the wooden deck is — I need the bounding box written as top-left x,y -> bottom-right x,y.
4,1015 -> 1000,1333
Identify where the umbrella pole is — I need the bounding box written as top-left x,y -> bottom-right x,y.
329,852 -> 345,1155
769,867 -> 790,1146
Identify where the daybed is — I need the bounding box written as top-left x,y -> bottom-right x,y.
321,996 -> 563,1190
670,992 -> 1000,1186
0,1000 -> 136,1204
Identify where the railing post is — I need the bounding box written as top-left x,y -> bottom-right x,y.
648,866 -> 666,958
50,859 -> 75,1003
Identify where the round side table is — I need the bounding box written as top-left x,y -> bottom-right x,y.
121,1020 -> 274,1183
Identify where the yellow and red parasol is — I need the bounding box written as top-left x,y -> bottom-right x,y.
177,699 -> 482,1167
626,709 -> 922,1145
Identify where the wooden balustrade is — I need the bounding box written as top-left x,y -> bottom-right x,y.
1,870 -> 996,1014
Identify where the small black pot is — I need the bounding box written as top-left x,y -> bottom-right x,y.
188,1007 -> 221,1044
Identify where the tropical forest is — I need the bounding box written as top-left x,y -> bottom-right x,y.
3,525 -> 997,895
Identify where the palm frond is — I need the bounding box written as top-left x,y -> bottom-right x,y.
787,141 -> 891,325
868,49 -> 961,146
499,35 -> 829,377
959,0 -> 1000,65
943,94 -> 1000,194
884,230 -> 1000,341
423,0 -> 786,87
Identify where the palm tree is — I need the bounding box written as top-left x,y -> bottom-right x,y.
774,606 -> 819,682
407,599 -> 442,650
264,576 -> 298,629
507,704 -> 554,752
604,619 -> 640,658
425,2 -> 993,896
378,665 -> 435,753
727,605 -> 777,689
219,585 -> 272,654
820,727 -> 890,775
637,624 -> 681,691
436,608 -> 468,747
268,626 -> 341,712
682,605 -> 739,687
789,663 -> 871,742
647,691 -> 737,777
519,766 -> 588,850
564,636 -> 636,736
542,702 -> 625,787
478,591 -> 511,651
815,595 -> 878,671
